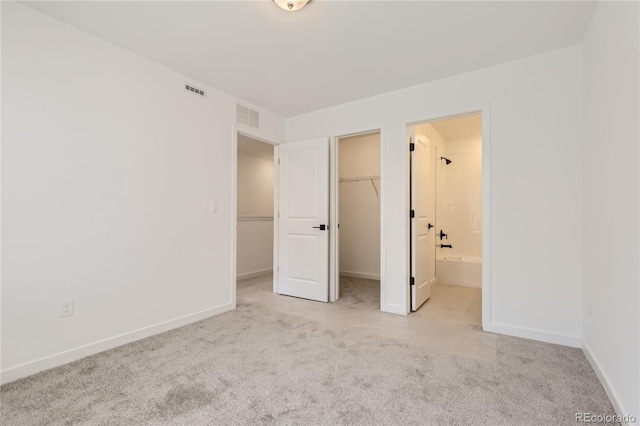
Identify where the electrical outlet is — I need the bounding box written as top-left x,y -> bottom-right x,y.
210,202 -> 218,214
61,299 -> 74,317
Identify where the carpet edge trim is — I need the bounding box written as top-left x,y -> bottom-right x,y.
0,302 -> 234,385
486,321 -> 581,347
582,340 -> 636,425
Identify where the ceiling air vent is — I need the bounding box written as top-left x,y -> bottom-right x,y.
185,83 -> 206,98
236,104 -> 260,128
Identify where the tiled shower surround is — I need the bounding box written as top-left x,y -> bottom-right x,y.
436,136 -> 482,260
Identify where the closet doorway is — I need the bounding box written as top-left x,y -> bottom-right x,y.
235,133 -> 276,295
335,131 -> 381,311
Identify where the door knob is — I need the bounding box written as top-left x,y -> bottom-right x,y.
313,224 -> 327,231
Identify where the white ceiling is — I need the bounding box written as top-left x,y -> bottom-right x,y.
431,114 -> 482,140
238,134 -> 274,159
24,1 -> 597,118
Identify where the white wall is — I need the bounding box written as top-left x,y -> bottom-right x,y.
415,124 -> 446,156
0,2 -> 284,383
437,136 -> 482,260
236,151 -> 274,277
338,133 -> 380,280
236,219 -> 273,278
582,1 -> 640,421
286,45 -> 584,346
237,151 -> 274,216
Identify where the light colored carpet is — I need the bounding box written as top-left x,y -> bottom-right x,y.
336,275 -> 380,311
1,276 -> 615,425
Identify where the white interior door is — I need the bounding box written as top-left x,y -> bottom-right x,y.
411,130 -> 436,311
333,140 -> 340,301
278,137 -> 329,302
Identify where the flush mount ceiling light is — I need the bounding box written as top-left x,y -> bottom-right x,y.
273,0 -> 310,12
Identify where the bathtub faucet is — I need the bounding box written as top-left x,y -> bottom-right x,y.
440,244 -> 452,249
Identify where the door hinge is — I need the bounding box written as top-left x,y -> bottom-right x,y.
409,142 -> 415,152
410,209 -> 415,219
410,277 -> 415,286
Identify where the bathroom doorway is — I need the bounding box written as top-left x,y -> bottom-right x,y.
409,113 -> 483,325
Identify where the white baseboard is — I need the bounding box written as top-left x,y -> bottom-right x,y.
437,278 -> 481,288
486,321 -> 581,348
582,340 -> 636,425
382,303 -> 407,315
0,302 -> 234,385
237,268 -> 273,280
340,270 -> 380,280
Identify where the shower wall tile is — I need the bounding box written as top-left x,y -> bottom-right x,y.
436,136 -> 483,259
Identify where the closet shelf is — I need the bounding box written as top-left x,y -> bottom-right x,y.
339,175 -> 380,197
237,216 -> 274,221
339,175 -> 380,183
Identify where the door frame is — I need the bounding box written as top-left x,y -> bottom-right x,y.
332,128 -> 385,310
406,107 -> 491,329
231,125 -> 280,309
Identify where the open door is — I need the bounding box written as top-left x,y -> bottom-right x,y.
333,139 -> 340,302
277,137 -> 330,302
411,129 -> 436,311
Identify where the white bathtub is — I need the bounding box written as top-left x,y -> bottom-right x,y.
436,256 -> 482,288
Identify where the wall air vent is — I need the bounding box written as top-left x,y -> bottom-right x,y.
236,104 -> 260,128
185,83 -> 206,98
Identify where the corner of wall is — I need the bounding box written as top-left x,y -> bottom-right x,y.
582,339 -> 636,424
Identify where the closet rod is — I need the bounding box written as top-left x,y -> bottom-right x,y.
339,175 -> 381,183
